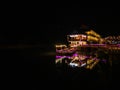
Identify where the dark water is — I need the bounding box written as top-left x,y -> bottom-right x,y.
0,46 -> 55,89
1,46 -> 116,89
22,47 -> 56,89
55,50 -> 113,89
24,46 -> 112,89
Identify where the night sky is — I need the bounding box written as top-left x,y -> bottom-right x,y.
55,7 -> 119,43
1,7 -> 119,47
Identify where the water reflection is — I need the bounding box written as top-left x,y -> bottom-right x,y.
55,48 -> 114,89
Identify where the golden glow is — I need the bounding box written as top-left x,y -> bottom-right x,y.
76,37 -> 80,40
86,59 -> 99,69
87,36 -> 99,41
86,30 -> 101,43
69,41 -> 87,47
68,34 -> 87,41
55,45 -> 67,48
85,30 -> 101,38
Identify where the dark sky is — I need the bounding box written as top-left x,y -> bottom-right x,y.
55,7 -> 119,43
1,7 -> 119,45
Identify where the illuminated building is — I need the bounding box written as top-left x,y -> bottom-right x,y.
55,29 -> 104,49
67,34 -> 87,47
104,36 -> 120,44
85,30 -> 101,44
99,38 -> 105,44
67,30 -> 102,47
55,44 -> 67,50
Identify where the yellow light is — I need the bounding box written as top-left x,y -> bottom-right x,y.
55,44 -> 67,47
